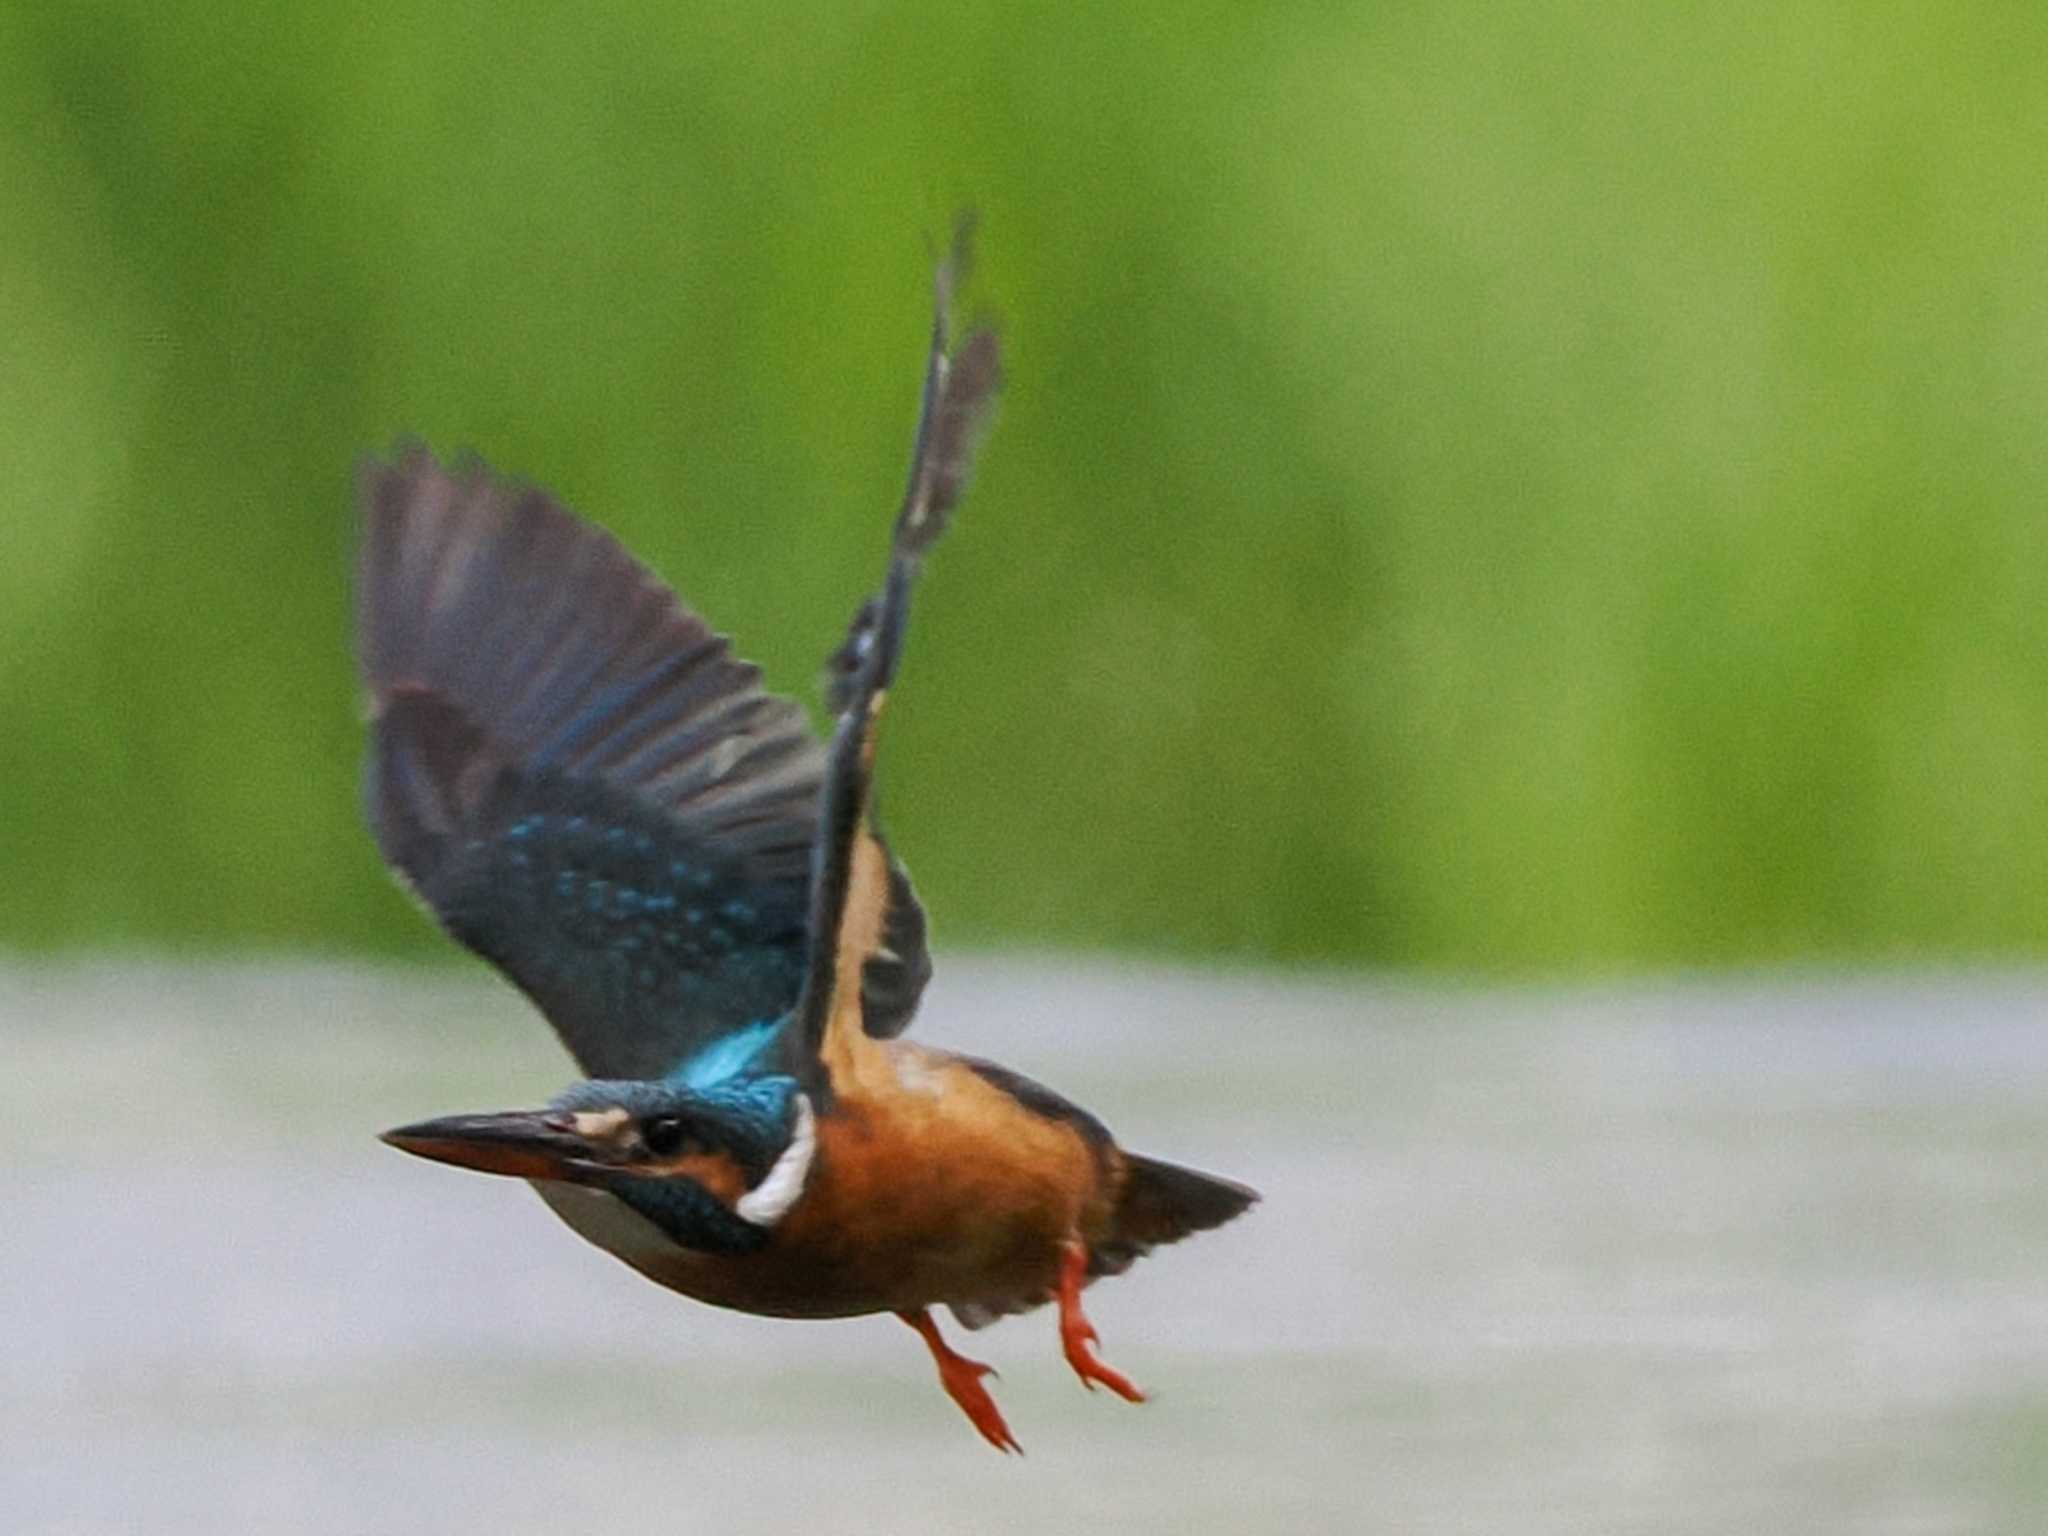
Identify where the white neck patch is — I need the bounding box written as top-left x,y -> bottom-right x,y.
735,1092 -> 815,1228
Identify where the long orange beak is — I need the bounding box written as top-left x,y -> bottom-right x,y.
380,1110 -> 603,1181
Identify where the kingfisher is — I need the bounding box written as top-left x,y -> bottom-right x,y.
361,231 -> 1257,1452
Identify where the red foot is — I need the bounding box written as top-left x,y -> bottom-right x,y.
899,1309 -> 1022,1454
1057,1241 -> 1146,1402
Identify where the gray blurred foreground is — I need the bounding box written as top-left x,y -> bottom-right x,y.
3,960 -> 2045,1532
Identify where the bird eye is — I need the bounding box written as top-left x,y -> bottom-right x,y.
641,1117 -> 688,1157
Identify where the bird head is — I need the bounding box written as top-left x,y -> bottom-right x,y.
381,1071 -> 816,1251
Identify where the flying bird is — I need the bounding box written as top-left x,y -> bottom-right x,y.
360,231 -> 1257,1452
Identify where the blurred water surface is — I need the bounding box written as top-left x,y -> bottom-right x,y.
4,959 -> 2044,1532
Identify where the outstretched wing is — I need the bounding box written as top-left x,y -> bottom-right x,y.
795,221 -> 1001,1084
358,447 -> 931,1080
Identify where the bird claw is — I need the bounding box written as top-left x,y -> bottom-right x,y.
899,1309 -> 1023,1453
941,1358 -> 1023,1454
1057,1242 -> 1146,1403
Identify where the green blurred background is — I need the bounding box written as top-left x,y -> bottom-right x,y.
3,2 -> 2043,972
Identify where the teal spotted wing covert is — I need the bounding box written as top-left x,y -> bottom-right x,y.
358,449 -> 931,1081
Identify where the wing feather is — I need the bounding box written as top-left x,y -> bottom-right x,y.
358,448 -> 931,1076
794,220 -> 1000,1071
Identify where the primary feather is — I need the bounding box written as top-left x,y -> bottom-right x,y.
358,448 -> 933,1079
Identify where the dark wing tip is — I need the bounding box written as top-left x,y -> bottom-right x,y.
367,686 -> 503,893
907,324 -> 1001,556
355,443 -> 825,846
891,213 -> 1002,561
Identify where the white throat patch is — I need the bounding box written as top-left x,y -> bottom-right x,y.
735,1092 -> 815,1228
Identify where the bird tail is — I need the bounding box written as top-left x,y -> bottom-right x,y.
1095,1153 -> 1259,1276
947,1153 -> 1257,1330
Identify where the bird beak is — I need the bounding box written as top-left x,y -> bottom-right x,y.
380,1110 -> 605,1181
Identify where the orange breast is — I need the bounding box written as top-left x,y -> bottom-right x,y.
662,1039 -> 1121,1320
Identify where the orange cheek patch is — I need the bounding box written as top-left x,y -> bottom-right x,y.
648,1151 -> 750,1205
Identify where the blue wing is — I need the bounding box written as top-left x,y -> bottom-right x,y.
358,447 -> 929,1080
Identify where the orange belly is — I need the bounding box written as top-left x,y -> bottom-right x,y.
581,1041 -> 1122,1320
